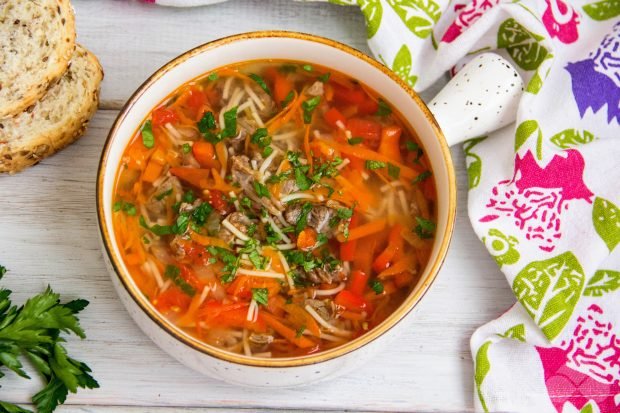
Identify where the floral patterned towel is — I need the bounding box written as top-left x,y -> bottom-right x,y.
142,0 -> 620,411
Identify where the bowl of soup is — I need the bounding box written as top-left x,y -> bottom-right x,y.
97,31 -> 457,387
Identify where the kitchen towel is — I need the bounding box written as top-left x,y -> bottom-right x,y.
143,0 -> 620,411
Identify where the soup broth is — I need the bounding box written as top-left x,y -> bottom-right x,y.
113,60 -> 436,358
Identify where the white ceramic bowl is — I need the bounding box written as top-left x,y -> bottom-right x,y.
97,31 -> 520,387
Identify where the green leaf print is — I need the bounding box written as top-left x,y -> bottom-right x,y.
387,0 -> 442,39
463,137 -> 486,189
593,197 -> 620,252
474,341 -> 492,413
514,120 -> 540,151
550,129 -> 596,149
583,0 -> 620,20
328,0 -> 356,5
499,324 -> 526,342
483,228 -> 520,268
584,269 -> 620,297
392,44 -> 418,87
358,0 -> 383,38
526,53 -> 553,94
497,19 -> 549,71
579,403 -> 595,413
513,252 -> 585,340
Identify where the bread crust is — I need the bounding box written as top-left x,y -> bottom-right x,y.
0,45 -> 103,173
0,0 -> 77,119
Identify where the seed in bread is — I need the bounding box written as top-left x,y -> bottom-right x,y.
0,0 -> 76,119
0,45 -> 103,173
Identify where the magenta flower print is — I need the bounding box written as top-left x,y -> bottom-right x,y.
480,150 -> 593,252
441,0 -> 500,43
542,0 -> 580,44
536,305 -> 620,413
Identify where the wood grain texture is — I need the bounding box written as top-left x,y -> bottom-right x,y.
0,0 -> 515,411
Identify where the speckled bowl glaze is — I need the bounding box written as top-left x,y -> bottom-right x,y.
97,31 -> 522,387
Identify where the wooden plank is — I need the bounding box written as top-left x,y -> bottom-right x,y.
0,109 -> 514,412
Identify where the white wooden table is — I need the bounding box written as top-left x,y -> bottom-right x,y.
0,1 -> 517,411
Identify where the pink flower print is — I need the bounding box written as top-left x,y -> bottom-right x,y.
537,305 -> 620,412
542,0 -> 580,44
441,0 -> 500,43
480,150 -> 593,252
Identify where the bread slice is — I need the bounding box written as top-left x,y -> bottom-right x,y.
0,45 -> 103,173
0,0 -> 76,118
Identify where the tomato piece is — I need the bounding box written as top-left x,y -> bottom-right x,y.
372,224 -> 404,272
357,98 -> 379,116
331,82 -> 366,105
151,106 -> 179,127
335,290 -> 369,312
153,288 -> 192,313
179,264 -> 204,291
347,118 -> 382,148
177,239 -> 212,266
378,125 -> 403,163
192,141 -> 219,169
348,270 -> 369,296
185,86 -> 207,111
208,190 -> 228,214
324,107 -> 347,129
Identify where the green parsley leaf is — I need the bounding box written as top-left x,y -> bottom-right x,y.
250,128 -> 271,149
375,99 -> 392,116
405,141 -> 419,151
197,112 -> 217,133
318,72 -> 331,83
279,64 -> 297,73
302,96 -> 321,124
266,170 -> 292,184
295,203 -> 313,234
337,207 -> 354,220
369,279 -> 384,294
251,288 -> 269,306
164,265 -> 196,296
302,64 -> 313,72
240,196 -> 253,209
139,215 -> 173,236
182,190 -> 196,203
220,107 -> 238,138
413,170 -> 432,184
141,120 -> 155,149
191,202 -> 213,226
294,168 -> 311,191
112,201 -> 122,212
281,90 -> 295,107
262,146 -> 273,157
155,188 -> 173,201
254,182 -> 270,198
249,73 -> 271,96
207,73 -> 218,81
347,137 -> 363,145
414,217 -> 436,239
365,160 -> 386,170
113,200 -> 136,216
388,163 -> 401,179
173,212 -> 190,235
182,143 -> 191,154
295,326 -> 306,338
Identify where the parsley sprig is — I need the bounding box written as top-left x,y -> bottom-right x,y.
0,265 -> 98,413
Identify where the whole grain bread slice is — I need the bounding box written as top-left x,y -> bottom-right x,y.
0,45 -> 103,173
0,0 -> 76,119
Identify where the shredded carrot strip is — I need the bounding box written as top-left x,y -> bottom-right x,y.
189,231 -> 231,249
377,255 -> 416,279
337,218 -> 387,242
260,312 -> 316,349
303,124 -> 312,171
215,141 -> 228,172
208,168 -> 241,193
266,90 -> 302,134
319,139 -> 419,180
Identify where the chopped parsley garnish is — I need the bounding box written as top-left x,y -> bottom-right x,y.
347,137 -> 363,145
141,120 -> 155,149
365,160 -> 386,170
249,73 -> 271,96
207,72 -> 218,81
207,246 -> 239,283
302,64 -> 313,72
183,190 -> 196,203
294,168 -> 312,191
113,200 -> 137,216
388,163 -> 401,179
337,207 -> 354,220
318,72 -> 331,83
252,288 -> 269,305
265,224 -> 282,244
220,106 -> 238,138
254,182 -> 270,198
414,217 -> 436,239
197,111 -> 217,133
302,96 -> 321,124
164,265 -> 196,296
296,326 -> 306,338
155,188 -> 173,201
279,64 -> 297,73
413,170 -> 432,184
405,140 -> 423,162
369,279 -> 384,294
182,143 -> 191,153
375,99 -> 392,116
281,90 -> 295,107
295,203 -> 313,234
246,223 -> 257,237
266,170 -> 292,184
240,196 -> 253,209
337,206 -> 354,239
139,216 -> 173,236
191,202 -> 213,226
251,128 -> 272,151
